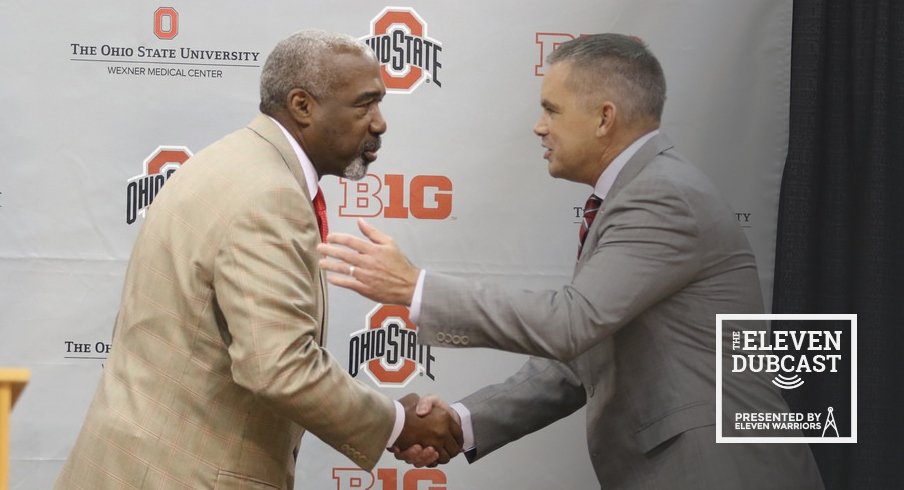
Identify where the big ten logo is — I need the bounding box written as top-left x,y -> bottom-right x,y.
339,174 -> 453,220
535,33 -> 577,76
332,468 -> 447,490
126,146 -> 192,224
536,33 -> 645,76
361,7 -> 443,93
154,7 -> 179,40
348,304 -> 435,388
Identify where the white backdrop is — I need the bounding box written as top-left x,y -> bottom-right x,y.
0,1 -> 791,488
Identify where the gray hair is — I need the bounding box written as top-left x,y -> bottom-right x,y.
548,33 -> 666,124
259,30 -> 371,114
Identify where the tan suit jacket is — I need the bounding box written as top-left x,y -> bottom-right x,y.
56,115 -> 395,489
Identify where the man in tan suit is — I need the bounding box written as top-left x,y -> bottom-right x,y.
56,31 -> 461,490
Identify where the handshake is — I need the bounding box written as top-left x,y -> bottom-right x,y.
395,394 -> 462,466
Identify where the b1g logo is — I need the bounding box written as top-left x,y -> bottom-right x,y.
154,7 -> 178,40
126,146 -> 191,224
348,304 -> 435,388
333,468 -> 446,490
361,7 -> 443,93
535,33 -> 578,76
536,33 -> 642,76
339,174 -> 453,220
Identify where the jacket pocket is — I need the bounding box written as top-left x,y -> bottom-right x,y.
634,401 -> 714,453
215,469 -> 281,490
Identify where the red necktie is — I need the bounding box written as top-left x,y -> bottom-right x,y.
578,194 -> 603,259
313,187 -> 329,242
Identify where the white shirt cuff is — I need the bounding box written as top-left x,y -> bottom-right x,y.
409,269 -> 427,323
450,402 -> 476,452
386,400 -> 405,448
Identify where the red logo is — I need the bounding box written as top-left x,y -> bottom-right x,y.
126,146 -> 191,224
154,7 -> 179,40
348,305 -> 435,388
361,7 -> 443,93
535,33 -> 646,76
339,174 -> 453,220
535,32 -> 577,76
332,468 -> 447,490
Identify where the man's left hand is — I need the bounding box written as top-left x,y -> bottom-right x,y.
317,218 -> 420,305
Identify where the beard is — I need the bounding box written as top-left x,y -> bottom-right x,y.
342,137 -> 381,180
342,157 -> 367,180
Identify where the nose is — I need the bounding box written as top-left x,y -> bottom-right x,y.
371,105 -> 387,135
533,115 -> 547,136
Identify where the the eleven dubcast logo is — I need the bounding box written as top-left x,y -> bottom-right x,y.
717,314 -> 857,442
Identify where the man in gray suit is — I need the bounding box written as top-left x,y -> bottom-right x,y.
319,34 -> 823,489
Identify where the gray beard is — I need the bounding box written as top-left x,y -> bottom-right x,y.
343,157 -> 367,180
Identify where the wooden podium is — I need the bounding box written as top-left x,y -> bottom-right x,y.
0,368 -> 29,490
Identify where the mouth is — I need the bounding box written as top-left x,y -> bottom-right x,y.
541,145 -> 552,160
361,140 -> 381,164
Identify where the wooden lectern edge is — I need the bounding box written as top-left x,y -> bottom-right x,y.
0,368 -> 31,409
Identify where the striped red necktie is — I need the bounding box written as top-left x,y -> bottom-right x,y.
578,194 -> 603,259
313,187 -> 329,242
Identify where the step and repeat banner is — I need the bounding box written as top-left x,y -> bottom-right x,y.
1,1 -> 791,488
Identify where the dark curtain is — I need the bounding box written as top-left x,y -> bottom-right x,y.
773,1 -> 904,489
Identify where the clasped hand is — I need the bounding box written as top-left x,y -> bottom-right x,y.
395,394 -> 462,467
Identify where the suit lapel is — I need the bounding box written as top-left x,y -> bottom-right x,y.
247,114 -> 328,341
575,132 -> 674,270
247,114 -> 312,201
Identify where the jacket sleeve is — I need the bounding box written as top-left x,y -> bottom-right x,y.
419,174 -> 702,362
461,357 -> 586,461
213,183 -> 394,470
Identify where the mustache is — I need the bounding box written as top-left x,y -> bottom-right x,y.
361,138 -> 381,153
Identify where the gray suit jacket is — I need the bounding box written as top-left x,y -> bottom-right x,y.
418,134 -> 823,489
56,115 -> 394,490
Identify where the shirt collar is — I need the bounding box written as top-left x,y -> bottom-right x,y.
268,116 -> 319,201
593,129 -> 659,199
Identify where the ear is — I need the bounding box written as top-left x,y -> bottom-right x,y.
596,102 -> 617,137
287,88 -> 316,126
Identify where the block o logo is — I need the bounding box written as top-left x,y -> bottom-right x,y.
348,304 -> 435,388
361,7 -> 443,93
154,7 -> 178,40
126,146 -> 192,224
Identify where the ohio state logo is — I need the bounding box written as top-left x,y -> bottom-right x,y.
126,146 -> 191,224
154,7 -> 178,40
360,7 -> 442,94
348,305 -> 435,387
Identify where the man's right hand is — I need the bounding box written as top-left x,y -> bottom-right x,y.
393,395 -> 461,467
395,393 -> 463,464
